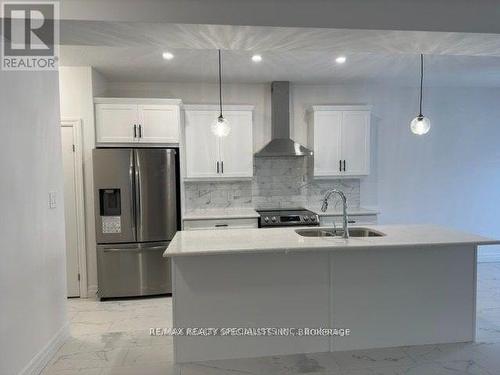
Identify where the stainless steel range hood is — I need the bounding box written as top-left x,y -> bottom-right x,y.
255,81 -> 313,157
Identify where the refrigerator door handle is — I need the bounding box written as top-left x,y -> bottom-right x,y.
103,245 -> 167,253
129,151 -> 137,237
134,151 -> 142,239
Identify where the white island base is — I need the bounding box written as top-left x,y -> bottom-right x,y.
170,242 -> 477,363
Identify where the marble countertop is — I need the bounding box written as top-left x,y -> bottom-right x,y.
183,207 -> 259,220
306,206 -> 379,216
164,224 -> 499,257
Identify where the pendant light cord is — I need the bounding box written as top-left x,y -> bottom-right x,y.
419,54 -> 424,117
218,49 -> 223,118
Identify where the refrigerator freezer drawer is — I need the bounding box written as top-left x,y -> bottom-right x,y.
97,242 -> 171,299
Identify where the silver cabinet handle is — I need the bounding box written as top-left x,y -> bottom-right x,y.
133,124 -> 137,138
138,124 -> 142,138
216,161 -> 220,173
215,224 -> 228,228
221,161 -> 224,174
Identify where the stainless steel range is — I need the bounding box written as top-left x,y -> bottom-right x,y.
257,208 -> 319,228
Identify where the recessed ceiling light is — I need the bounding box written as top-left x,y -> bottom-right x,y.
162,52 -> 174,60
335,56 -> 346,64
252,54 -> 262,63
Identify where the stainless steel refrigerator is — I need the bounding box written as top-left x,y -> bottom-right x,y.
93,148 -> 178,299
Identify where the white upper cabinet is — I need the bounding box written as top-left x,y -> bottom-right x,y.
309,106 -> 371,177
218,110 -> 253,178
138,104 -> 180,143
95,103 -> 137,143
184,105 -> 254,179
312,110 -> 342,176
184,109 -> 220,179
94,98 -> 181,144
340,111 -> 370,175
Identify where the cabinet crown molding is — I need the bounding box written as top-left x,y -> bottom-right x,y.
308,105 -> 372,112
94,97 -> 182,105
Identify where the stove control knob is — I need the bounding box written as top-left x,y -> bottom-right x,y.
271,216 -> 277,223
264,217 -> 269,223
310,216 -> 316,222
304,216 -> 309,221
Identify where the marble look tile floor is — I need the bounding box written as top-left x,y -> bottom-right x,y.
42,263 -> 500,375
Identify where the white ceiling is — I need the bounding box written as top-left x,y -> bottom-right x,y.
60,46 -> 500,87
59,22 -> 500,87
60,22 -> 500,55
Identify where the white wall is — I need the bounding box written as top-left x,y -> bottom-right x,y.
59,66 -> 105,296
106,81 -> 500,260
376,86 -> 500,260
0,69 -> 68,373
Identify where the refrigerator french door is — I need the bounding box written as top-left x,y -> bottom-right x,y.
93,148 -> 178,299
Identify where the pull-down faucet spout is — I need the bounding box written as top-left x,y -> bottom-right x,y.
321,189 -> 349,239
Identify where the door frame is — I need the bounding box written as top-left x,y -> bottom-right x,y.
61,119 -> 88,298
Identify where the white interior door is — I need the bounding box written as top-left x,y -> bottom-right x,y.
138,104 -> 180,143
313,111 -> 342,176
61,125 -> 80,297
219,111 -> 253,177
184,110 -> 220,178
341,111 -> 370,176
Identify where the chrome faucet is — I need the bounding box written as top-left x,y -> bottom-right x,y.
321,189 -> 349,239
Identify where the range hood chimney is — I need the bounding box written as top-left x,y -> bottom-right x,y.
255,81 -> 313,157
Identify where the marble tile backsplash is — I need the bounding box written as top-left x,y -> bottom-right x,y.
184,157 -> 360,211
184,180 -> 253,209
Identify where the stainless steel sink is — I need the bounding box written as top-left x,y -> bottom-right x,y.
295,227 -> 386,238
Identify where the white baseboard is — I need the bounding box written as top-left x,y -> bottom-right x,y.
18,323 -> 69,375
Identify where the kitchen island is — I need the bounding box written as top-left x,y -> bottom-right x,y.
164,224 -> 499,363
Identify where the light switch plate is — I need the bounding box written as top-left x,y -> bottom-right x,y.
48,191 -> 57,209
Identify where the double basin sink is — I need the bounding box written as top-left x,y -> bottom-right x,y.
295,227 -> 385,238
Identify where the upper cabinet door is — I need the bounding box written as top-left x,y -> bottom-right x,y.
310,106 -> 371,177
219,111 -> 253,178
313,111 -> 342,176
95,104 -> 138,143
341,111 -> 370,176
138,104 -> 180,143
184,110 -> 220,178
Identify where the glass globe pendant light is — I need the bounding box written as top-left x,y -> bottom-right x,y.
211,49 -> 231,137
410,54 -> 431,135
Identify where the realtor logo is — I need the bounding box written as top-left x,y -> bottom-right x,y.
2,1 -> 59,70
